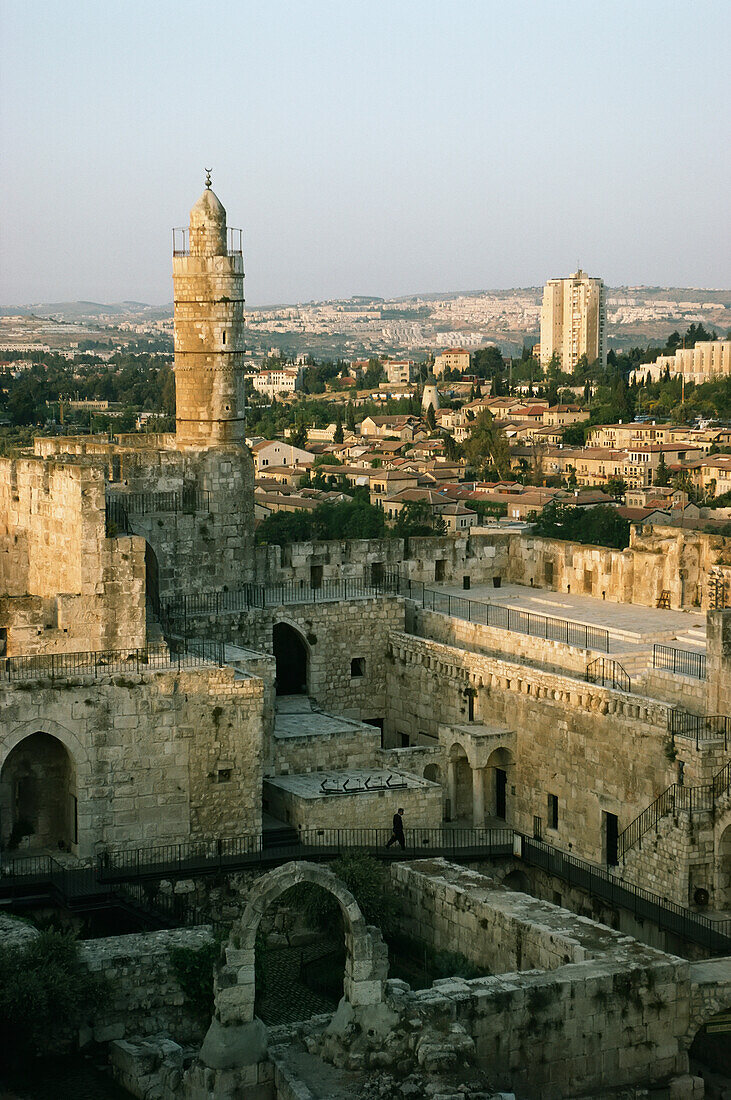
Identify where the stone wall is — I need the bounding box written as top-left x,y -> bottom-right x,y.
386,630 -> 678,865
412,604 -> 599,678
271,720 -> 382,776
80,926 -> 215,1045
263,772 -> 442,831
506,525 -> 731,612
707,608 -> 731,715
254,530 -> 513,587
642,667 -> 709,710
0,455 -> 146,655
182,597 -> 405,722
313,859 -> 694,1099
0,664 -> 265,857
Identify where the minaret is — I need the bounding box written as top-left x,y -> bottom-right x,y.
173,172 -> 246,446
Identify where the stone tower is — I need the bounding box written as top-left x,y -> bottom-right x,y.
422,373 -> 440,414
173,176 -> 246,446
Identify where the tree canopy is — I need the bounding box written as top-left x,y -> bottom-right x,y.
532,501 -> 630,549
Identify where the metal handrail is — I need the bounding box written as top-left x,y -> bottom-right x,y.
401,579 -> 611,653
585,657 -> 631,693
669,709 -> 730,749
618,757 -> 731,859
653,644 -> 706,680
1,638 -> 225,682
163,572 -> 402,624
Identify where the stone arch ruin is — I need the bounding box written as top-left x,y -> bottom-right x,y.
200,861 -> 389,1069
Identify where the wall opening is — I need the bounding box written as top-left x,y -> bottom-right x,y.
486,746 -> 514,822
145,541 -> 161,616
273,622 -> 308,696
717,823 -> 731,909
434,559 -> 446,582
603,811 -> 619,866
689,1006 -> 731,1079
0,733 -> 77,852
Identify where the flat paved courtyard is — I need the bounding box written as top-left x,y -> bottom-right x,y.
430,582 -> 706,649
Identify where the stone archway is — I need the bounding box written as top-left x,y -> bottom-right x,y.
273,622 -> 309,695
201,862 -> 389,1069
0,732 -> 77,852
447,743 -> 472,822
486,746 -> 515,822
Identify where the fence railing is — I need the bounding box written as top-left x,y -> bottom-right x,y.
2,638 -> 225,682
618,757 -> 731,859
96,827 -> 515,882
520,836 -> 731,955
108,489 -> 210,517
653,644 -> 707,680
400,579 -> 610,653
669,708 -> 731,749
163,572 -> 402,624
585,657 -> 631,693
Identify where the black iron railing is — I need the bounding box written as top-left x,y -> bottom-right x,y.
108,489 -> 210,516
401,579 -> 610,653
164,572 -> 402,624
618,757 -> 731,859
95,827 -> 515,883
585,657 -> 631,693
653,644 -> 706,680
2,638 -> 225,682
520,836 -> 731,955
669,709 -> 731,749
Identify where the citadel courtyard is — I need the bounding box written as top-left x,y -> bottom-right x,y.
1,182 -> 731,1099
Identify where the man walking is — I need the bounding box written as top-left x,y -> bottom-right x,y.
386,807 -> 405,849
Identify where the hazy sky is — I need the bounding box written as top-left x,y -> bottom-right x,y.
1,0 -> 729,306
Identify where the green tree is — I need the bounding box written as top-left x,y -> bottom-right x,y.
655,452 -> 670,486
0,930 -> 106,1060
393,499 -> 446,538
346,402 -> 356,432
290,418 -> 308,449
463,410 -> 511,479
532,501 -> 630,550
333,411 -> 344,444
606,476 -> 627,499
425,403 -> 437,431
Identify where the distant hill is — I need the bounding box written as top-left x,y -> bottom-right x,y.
0,301 -> 171,321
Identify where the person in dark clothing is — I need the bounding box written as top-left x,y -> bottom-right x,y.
386,808 -> 405,849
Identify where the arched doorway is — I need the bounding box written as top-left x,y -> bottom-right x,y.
447,743 -> 472,821
486,746 -> 514,822
273,622 -> 308,696
209,861 -> 388,1029
502,869 -> 532,895
0,733 -> 77,852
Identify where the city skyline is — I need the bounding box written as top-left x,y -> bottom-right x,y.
1,0 -> 730,306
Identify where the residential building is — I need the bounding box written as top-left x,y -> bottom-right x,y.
630,340 -> 731,385
433,348 -> 470,377
251,366 -> 302,398
382,359 -> 416,385
540,269 -> 606,372
251,439 -> 314,474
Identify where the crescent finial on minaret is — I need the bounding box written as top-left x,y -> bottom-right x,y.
205,168 -> 213,189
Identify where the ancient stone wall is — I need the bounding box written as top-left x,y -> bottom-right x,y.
386,630 -> 677,865
182,597 -> 405,722
707,608 -> 731,715
271,721 -> 381,776
0,455 -> 146,655
0,665 -> 265,857
80,926 -> 215,1046
253,530 -> 512,587
412,604 -> 599,678
507,526 -> 731,611
263,773 -> 442,831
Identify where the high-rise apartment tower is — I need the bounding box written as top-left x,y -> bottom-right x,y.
539,269 -> 606,373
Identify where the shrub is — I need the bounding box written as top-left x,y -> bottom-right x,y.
0,930 -> 106,1059
291,853 -> 393,935
168,937 -> 223,1022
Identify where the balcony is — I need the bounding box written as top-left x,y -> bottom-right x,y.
172,227 -> 244,257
